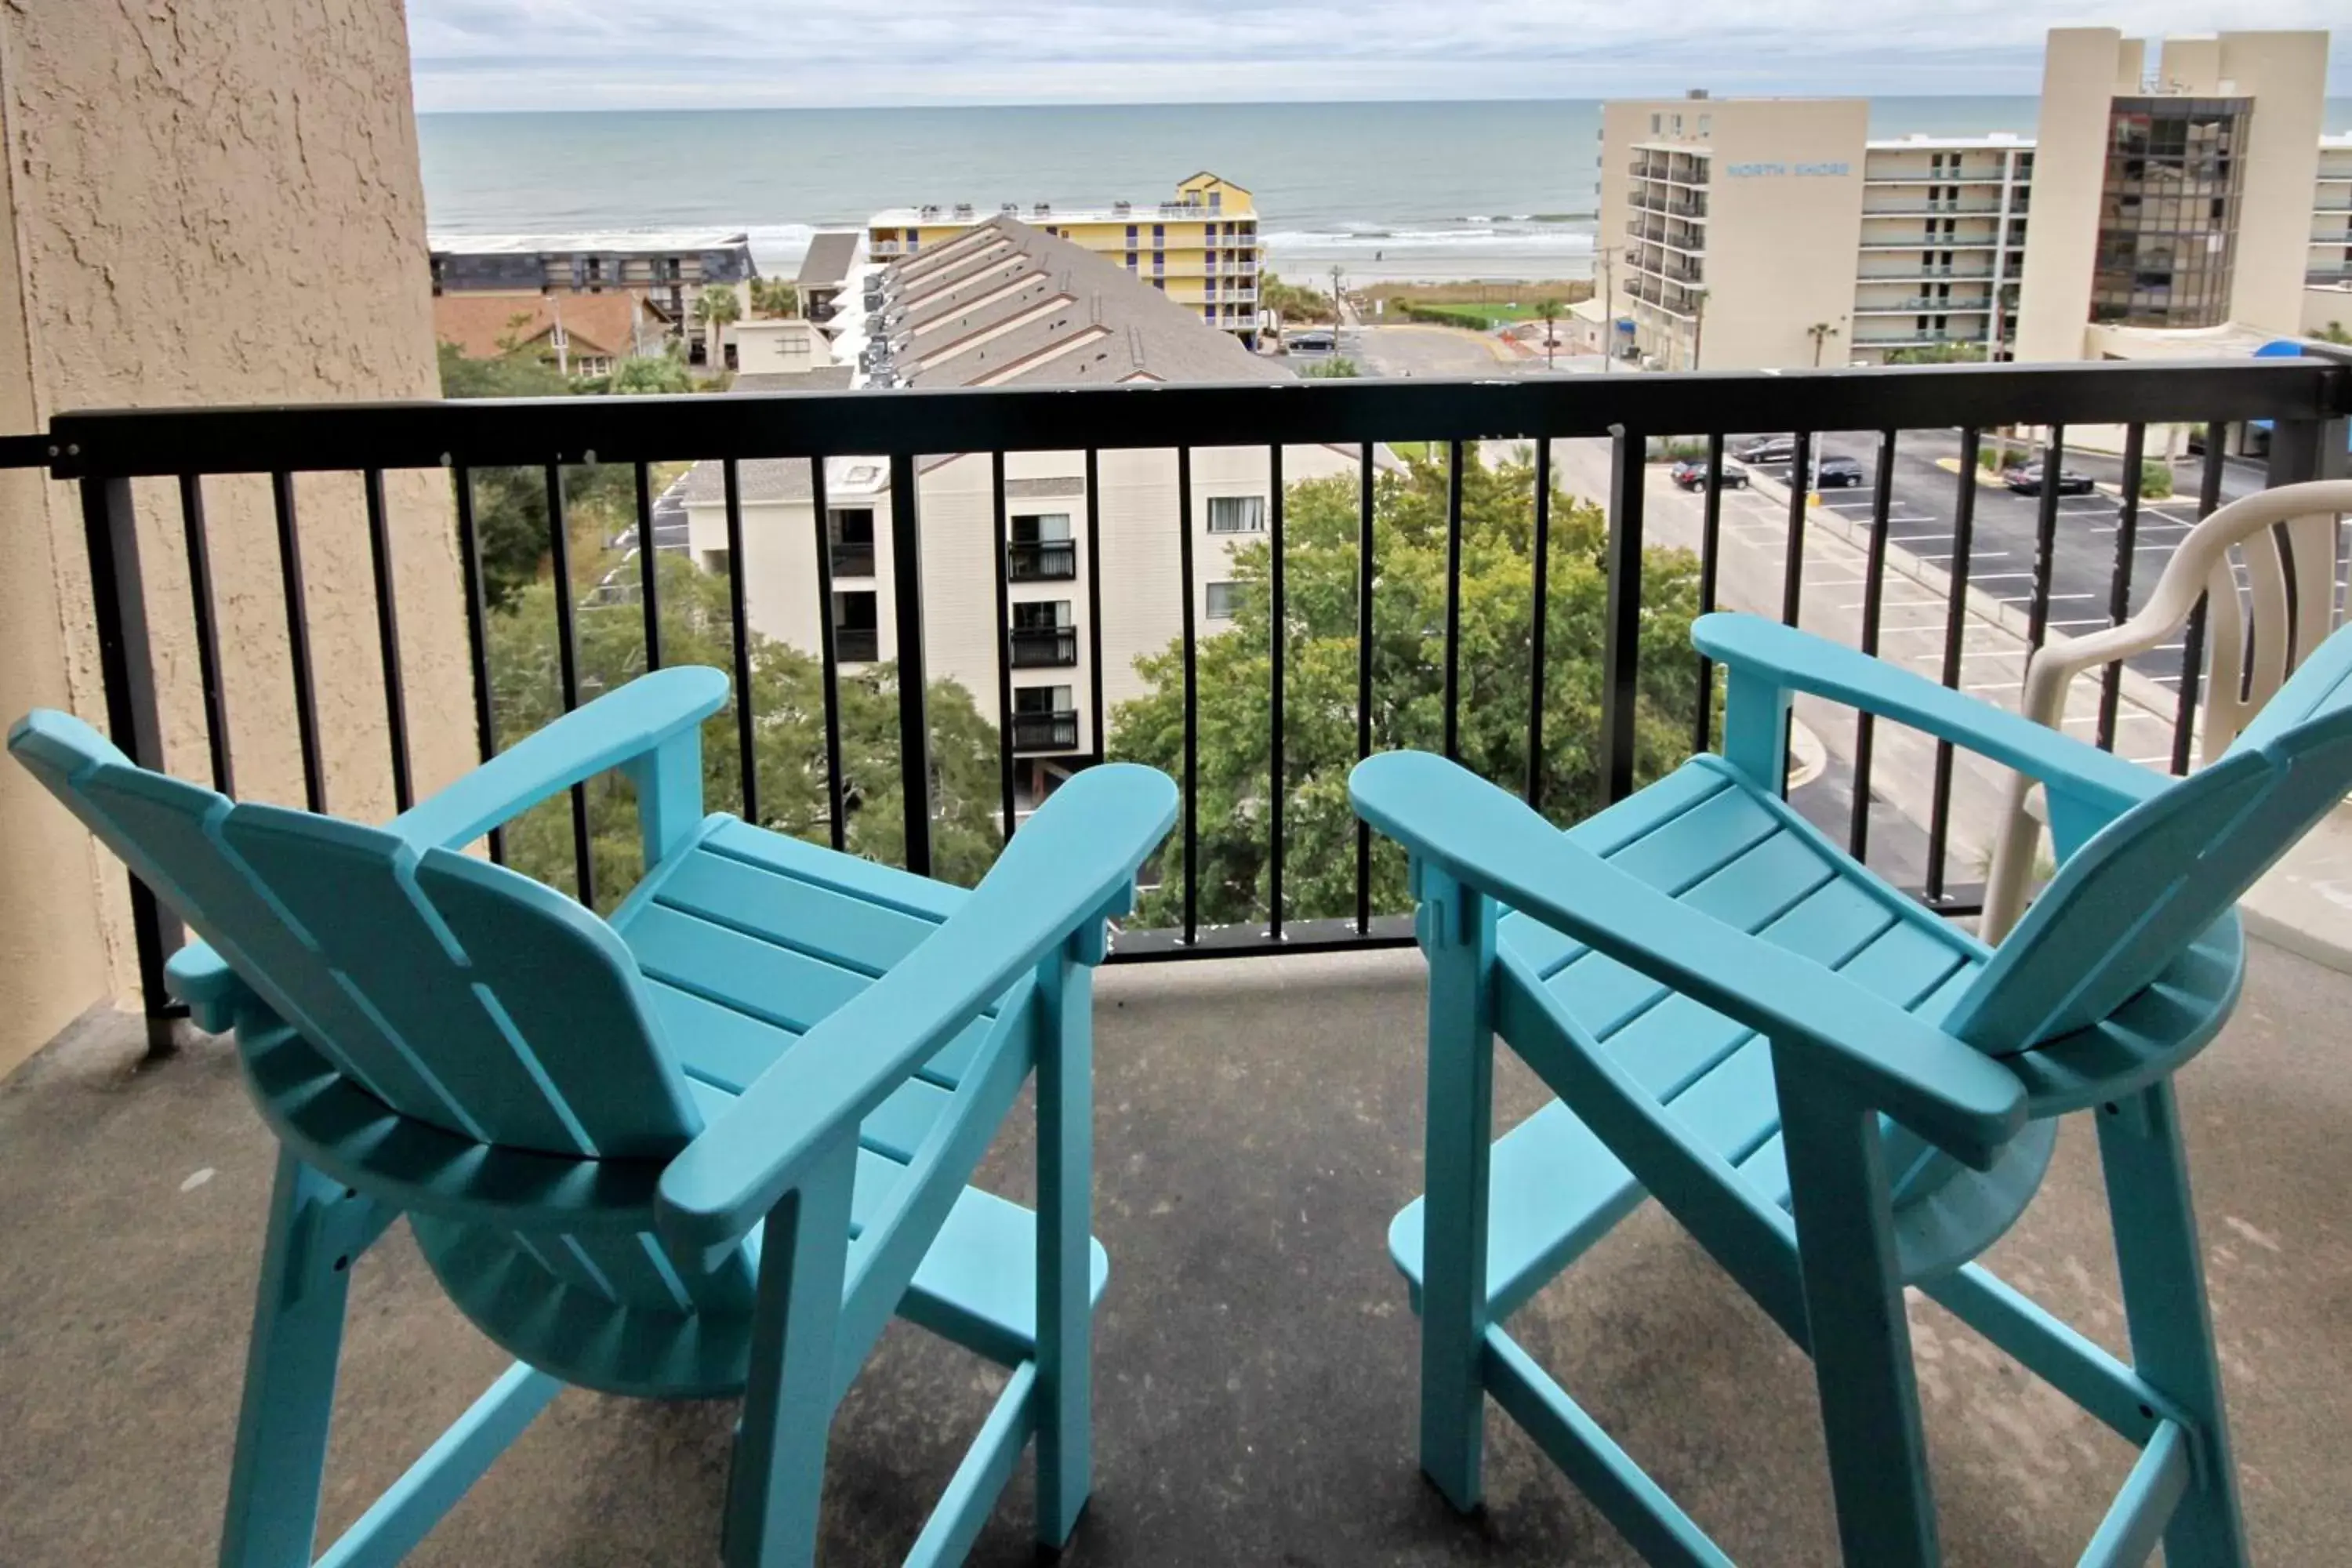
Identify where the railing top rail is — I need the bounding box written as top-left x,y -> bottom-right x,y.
37,358 -> 2348,478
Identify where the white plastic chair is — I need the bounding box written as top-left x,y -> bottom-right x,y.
1982,478 -> 2352,942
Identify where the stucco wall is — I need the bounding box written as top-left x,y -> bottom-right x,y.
0,0 -> 474,1073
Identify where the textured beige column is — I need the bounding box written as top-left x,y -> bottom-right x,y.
0,1 -> 474,1073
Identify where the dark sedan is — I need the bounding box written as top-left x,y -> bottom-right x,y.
2002,463 -> 2098,495
1670,458 -> 1749,491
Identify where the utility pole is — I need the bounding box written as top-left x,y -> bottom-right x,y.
1689,287 -> 1708,372
1594,245 -> 1621,373
1330,265 -> 1345,329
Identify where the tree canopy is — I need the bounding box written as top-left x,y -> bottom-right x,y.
489,554 -> 1007,910
1108,451 -> 1706,929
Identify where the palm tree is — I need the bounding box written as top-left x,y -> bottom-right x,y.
1532,296 -> 1565,370
694,286 -> 743,365
750,278 -> 800,319
1806,320 -> 1840,368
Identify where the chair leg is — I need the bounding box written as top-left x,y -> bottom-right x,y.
1417,870 -> 1497,1514
1774,1076 -> 1940,1568
1034,953 -> 1094,1549
220,1152 -> 361,1568
2096,1082 -> 2249,1568
724,1142 -> 857,1568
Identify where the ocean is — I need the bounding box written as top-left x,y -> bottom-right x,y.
416,97 -> 2352,285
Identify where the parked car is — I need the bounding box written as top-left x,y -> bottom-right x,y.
1813,455 -> 1867,488
1669,458 -> 1750,491
1284,328 -> 1337,358
2002,463 -> 2097,495
1735,435 -> 1798,465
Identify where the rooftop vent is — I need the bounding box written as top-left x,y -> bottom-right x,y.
1000,202 -> 1019,214
953,203 -> 974,220
1033,202 -> 1052,216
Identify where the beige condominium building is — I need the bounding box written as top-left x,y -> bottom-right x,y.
678,218 -> 1379,813
1598,27 -> 2339,370
868,173 -> 1264,346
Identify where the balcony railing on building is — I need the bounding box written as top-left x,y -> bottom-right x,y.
1010,626 -> 1080,669
1008,539 -> 1078,580
1011,711 -> 1081,753
13,352 -> 2347,1019
829,542 -> 877,578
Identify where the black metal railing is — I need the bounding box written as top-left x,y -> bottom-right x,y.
829,542 -> 876,577
1010,626 -> 1079,668
16,354 -> 2350,1027
1007,539 -> 1077,580
1011,712 -> 1082,753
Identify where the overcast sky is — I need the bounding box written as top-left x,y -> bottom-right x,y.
408,4 -> 2352,112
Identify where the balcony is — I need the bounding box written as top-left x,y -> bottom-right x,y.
1011,710 -> 1081,752
829,541 -> 876,577
833,626 -> 880,662
1861,198 -> 2006,217
1852,297 -> 1998,314
1010,626 -> 1079,668
1008,539 -> 1078,580
9,356 -> 2352,1567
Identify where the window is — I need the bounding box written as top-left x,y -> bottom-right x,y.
1013,601 -> 1072,630
828,508 -> 876,575
1153,223 -> 1166,246
1014,686 -> 1073,715
833,590 -> 879,662
1650,113 -> 1661,133
702,548 -> 731,575
1126,223 -> 1138,245
1207,495 -> 1266,534
573,356 -> 612,378
1206,582 -> 1243,620
1697,114 -> 1711,136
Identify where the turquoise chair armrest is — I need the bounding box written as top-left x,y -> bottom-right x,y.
655,763 -> 1180,1255
165,942 -> 245,1032
1695,612 -> 2165,821
1352,751 -> 2027,1170
387,666 -> 729,851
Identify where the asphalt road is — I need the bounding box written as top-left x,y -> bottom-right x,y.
1722,430 -> 2322,693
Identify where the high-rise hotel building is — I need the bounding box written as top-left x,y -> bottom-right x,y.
1598,27 -> 2343,370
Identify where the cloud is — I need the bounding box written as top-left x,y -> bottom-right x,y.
408,3 -> 2352,110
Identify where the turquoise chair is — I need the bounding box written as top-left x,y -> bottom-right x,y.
1352,610 -> 2352,1567
9,668 -> 1177,1568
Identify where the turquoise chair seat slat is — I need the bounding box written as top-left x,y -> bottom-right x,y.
8,673 -> 1177,1568
1357,610 -> 2352,1567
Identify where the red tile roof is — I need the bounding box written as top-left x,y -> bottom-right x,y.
433,292 -> 653,361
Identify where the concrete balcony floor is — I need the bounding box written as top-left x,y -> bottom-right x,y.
3,940 -> 2350,1565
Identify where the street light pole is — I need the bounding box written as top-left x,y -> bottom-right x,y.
1595,245 -> 1620,374
1689,287 -> 1708,372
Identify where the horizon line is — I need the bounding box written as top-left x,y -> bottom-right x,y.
412,90 -> 2074,118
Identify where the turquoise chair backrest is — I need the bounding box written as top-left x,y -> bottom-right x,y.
8,710 -> 702,1160
1947,626 -> 2352,1054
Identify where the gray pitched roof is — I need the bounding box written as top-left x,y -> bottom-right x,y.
796,232 -> 861,289
729,367 -> 855,393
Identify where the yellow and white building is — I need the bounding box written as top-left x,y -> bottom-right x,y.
1599,27 -> 2343,370
869,172 -> 1262,345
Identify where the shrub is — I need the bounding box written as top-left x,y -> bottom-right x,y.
2139,459 -> 2175,500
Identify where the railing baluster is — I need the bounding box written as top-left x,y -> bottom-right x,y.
808,457 -> 846,851
270,470 -> 326,815
1780,431 -> 1811,628
1443,437 -> 1465,762
80,473 -> 177,1037
634,460 -> 662,671
2096,424 -> 2147,750
1268,442 -> 1287,940
1083,448 -> 1107,761
719,457 -> 759,832
1601,423 -> 1646,805
1691,431 -> 1725,757
888,451 -> 932,877
2027,423 -> 2066,648
361,469 -> 413,813
451,465 -> 504,863
1177,447 -> 1199,944
177,474 -> 234,796
1356,442 -> 1374,935
1526,437 -> 1552,810
1925,427 -> 1981,906
2169,424 -> 2229,775
544,463 -> 593,906
990,452 -> 1017,842
1849,429 -> 1896,862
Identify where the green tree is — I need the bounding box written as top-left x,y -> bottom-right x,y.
2318,321 -> 2352,347
488,554 -> 1007,909
1109,452 -> 1706,927
1533,296 -> 1566,370
1886,341 -> 1988,365
606,346 -> 694,395
1300,357 -> 1362,379
695,285 -> 743,362
1261,272 -> 1335,326
437,343 -> 633,609
750,278 -> 800,318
